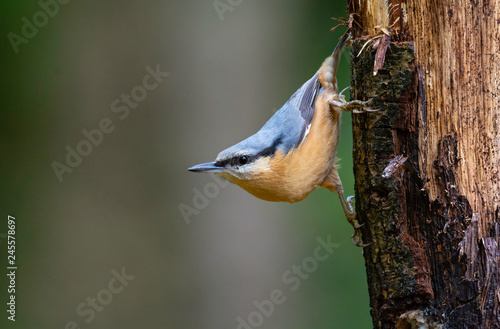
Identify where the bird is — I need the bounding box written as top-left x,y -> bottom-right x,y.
188,32 -> 375,246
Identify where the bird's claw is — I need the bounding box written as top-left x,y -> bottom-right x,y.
349,215 -> 370,247
351,231 -> 371,248
338,86 -> 351,101
330,97 -> 379,113
353,221 -> 364,229
346,195 -> 355,208
352,107 -> 380,114
342,195 -> 371,247
351,98 -> 379,113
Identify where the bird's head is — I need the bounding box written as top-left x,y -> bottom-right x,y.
188,130 -> 288,202
188,137 -> 276,182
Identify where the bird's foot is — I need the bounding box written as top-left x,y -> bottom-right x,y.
343,196 -> 371,247
330,97 -> 379,113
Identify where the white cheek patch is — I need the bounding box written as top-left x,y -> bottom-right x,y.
253,157 -> 272,172
228,166 -> 252,180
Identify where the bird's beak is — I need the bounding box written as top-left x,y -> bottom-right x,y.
188,162 -> 224,173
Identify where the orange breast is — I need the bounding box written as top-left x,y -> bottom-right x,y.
228,92 -> 342,203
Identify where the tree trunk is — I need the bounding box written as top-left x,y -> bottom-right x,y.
348,1 -> 500,328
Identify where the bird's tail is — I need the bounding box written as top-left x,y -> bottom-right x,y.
331,32 -> 351,75
318,32 -> 351,93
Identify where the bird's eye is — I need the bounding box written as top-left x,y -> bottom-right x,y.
239,156 -> 248,165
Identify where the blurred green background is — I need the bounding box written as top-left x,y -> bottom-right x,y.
0,0 -> 371,328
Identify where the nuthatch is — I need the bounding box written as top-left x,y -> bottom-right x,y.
189,33 -> 374,246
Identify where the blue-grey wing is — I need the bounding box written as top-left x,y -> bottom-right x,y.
215,73 -> 321,162
260,73 -> 320,153
258,33 -> 350,156
215,34 -> 351,163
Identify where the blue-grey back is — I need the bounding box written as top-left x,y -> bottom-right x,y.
216,73 -> 320,162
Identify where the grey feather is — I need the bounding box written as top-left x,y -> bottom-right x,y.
216,34 -> 350,165
216,73 -> 319,163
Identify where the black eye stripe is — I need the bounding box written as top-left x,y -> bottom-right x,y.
215,159 -> 229,167
256,136 -> 282,158
231,156 -> 245,166
223,155 -> 252,167
217,153 -> 261,168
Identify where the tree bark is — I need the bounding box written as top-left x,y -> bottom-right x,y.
348,1 -> 500,328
